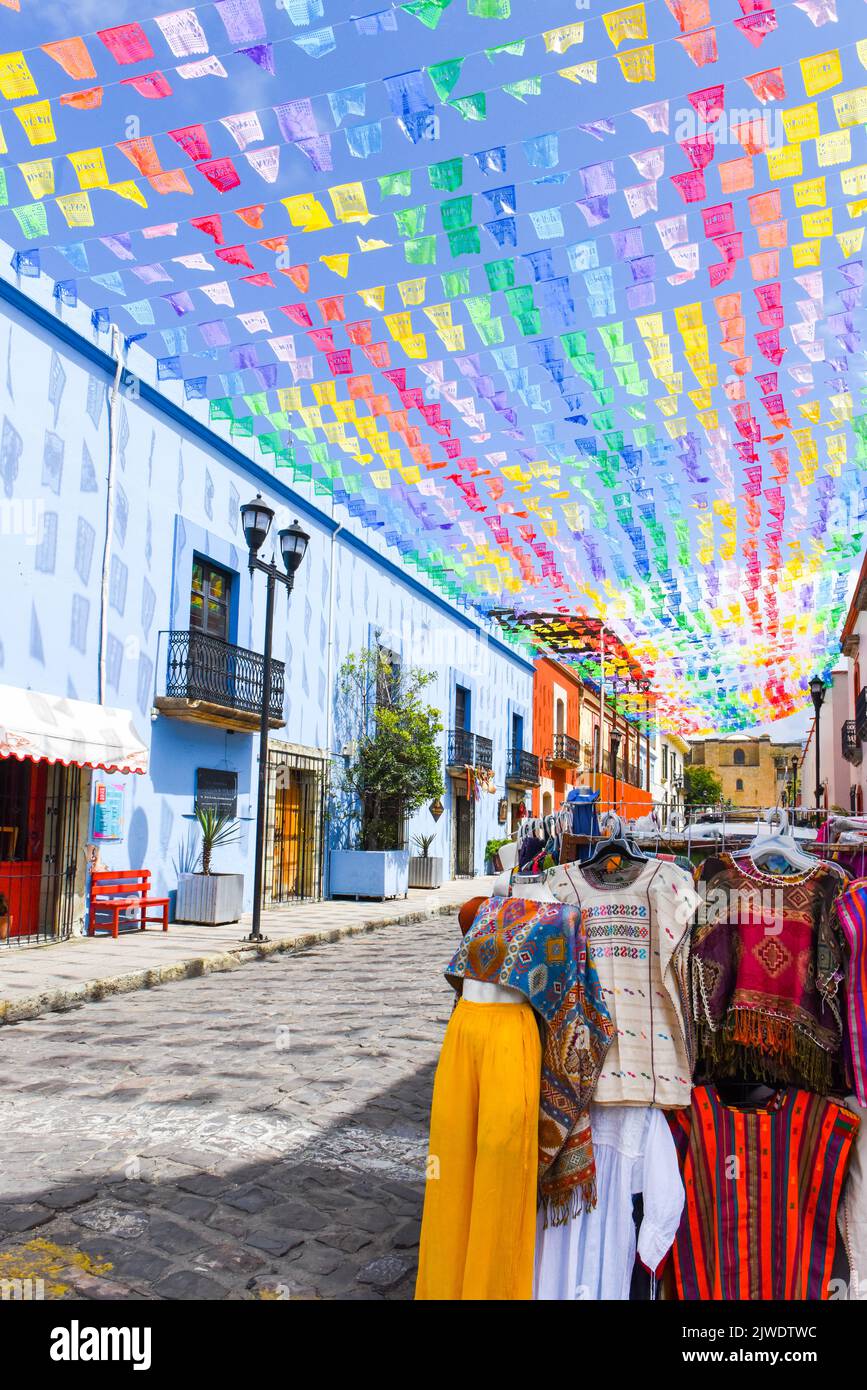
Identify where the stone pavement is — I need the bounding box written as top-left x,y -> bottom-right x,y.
0,910 -> 464,1300
0,877 -> 490,1025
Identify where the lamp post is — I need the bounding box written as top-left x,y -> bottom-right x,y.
809,675 -> 826,814
240,494 -> 309,943
610,729 -> 622,816
790,753 -> 799,817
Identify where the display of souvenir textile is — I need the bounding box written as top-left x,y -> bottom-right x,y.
534,1105 -> 684,1301
446,895 -> 614,1221
668,1086 -> 859,1301
691,855 -> 847,1093
563,787 -> 600,861
835,878 -> 867,1107
546,857 -> 700,1106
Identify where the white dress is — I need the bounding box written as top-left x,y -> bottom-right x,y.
534,1106 -> 684,1301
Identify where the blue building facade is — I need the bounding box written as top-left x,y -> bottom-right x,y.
0,275 -> 534,939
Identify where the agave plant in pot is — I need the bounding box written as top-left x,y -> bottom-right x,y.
408,831 -> 443,889
174,807 -> 244,925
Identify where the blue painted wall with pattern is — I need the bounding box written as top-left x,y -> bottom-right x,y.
0,300 -> 533,909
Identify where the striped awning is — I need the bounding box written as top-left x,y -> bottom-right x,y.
0,685 -> 148,775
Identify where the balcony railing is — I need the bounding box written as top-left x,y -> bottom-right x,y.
843,719 -> 863,766
446,729 -> 493,772
158,628 -> 285,728
506,748 -> 540,786
550,733 -> 581,766
601,750 -> 644,788
857,687 -> 867,743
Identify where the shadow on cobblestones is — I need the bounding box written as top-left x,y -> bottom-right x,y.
0,1060 -> 437,1301
0,915 -> 458,1301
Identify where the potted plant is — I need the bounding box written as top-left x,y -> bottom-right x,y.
175,807 -> 244,925
484,836 -> 512,874
409,832 -> 443,889
330,646 -> 445,900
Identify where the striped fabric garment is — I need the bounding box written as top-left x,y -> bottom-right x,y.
668,1086 -> 858,1300
835,879 -> 867,1105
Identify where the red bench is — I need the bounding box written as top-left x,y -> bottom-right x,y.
88,869 -> 169,938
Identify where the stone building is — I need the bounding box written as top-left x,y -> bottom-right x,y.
687,735 -> 803,809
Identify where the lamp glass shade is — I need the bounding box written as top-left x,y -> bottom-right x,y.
809,676 -> 826,707
610,732 -> 622,751
240,494 -> 274,556
278,519 -> 310,575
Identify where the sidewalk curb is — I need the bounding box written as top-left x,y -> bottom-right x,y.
0,902 -> 461,1027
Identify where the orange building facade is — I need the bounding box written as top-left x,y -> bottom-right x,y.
530,658 -> 653,821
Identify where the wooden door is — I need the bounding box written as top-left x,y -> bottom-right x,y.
455,793 -> 475,877
274,778 -> 302,900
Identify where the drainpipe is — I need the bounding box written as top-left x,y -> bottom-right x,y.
577,673 -> 584,785
323,509 -> 344,897
98,325 -> 126,705
596,623 -> 607,791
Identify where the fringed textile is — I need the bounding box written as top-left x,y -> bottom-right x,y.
447,895 -> 614,1222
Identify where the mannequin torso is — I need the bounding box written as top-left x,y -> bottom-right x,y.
463,979 -> 524,1004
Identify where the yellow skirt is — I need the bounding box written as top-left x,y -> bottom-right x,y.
415,998 -> 541,1301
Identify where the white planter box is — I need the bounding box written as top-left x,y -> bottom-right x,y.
175,873 -> 244,925
408,856 -> 444,889
330,850 -> 409,900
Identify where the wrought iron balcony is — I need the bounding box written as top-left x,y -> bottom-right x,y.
601,750 -> 644,788
446,729 -> 493,773
550,733 -> 581,767
857,688 -> 867,743
843,719 -> 862,766
506,748 -> 540,787
155,629 -> 285,733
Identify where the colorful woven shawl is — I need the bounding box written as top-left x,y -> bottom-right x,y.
835,878 -> 867,1105
446,895 -> 614,1224
692,855 -> 846,1093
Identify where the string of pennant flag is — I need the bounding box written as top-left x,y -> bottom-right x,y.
3,37 -> 867,236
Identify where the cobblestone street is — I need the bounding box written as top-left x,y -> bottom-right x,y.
0,913 -> 460,1301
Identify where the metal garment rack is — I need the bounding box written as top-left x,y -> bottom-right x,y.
558,803 -> 863,868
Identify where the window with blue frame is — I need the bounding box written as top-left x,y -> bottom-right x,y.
455,684 -> 470,730
190,558 -> 232,641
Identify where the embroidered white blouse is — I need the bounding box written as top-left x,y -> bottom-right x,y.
534,1105 -> 685,1301
546,858 -> 699,1107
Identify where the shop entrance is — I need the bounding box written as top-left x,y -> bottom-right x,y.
265,749 -> 327,904
454,792 -> 475,877
0,759 -> 83,945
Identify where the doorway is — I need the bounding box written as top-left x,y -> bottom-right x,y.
0,759 -> 83,944
454,791 -> 475,877
266,749 -> 327,904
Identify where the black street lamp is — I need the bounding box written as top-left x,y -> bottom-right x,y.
809,675 -> 826,813
790,753 -> 799,815
240,495 -> 309,943
610,729 -> 622,815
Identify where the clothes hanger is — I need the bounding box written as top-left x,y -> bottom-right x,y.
582,812 -> 648,867
734,807 -> 817,872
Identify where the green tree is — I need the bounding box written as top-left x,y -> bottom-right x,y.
337,646 -> 445,851
683,765 -> 723,808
